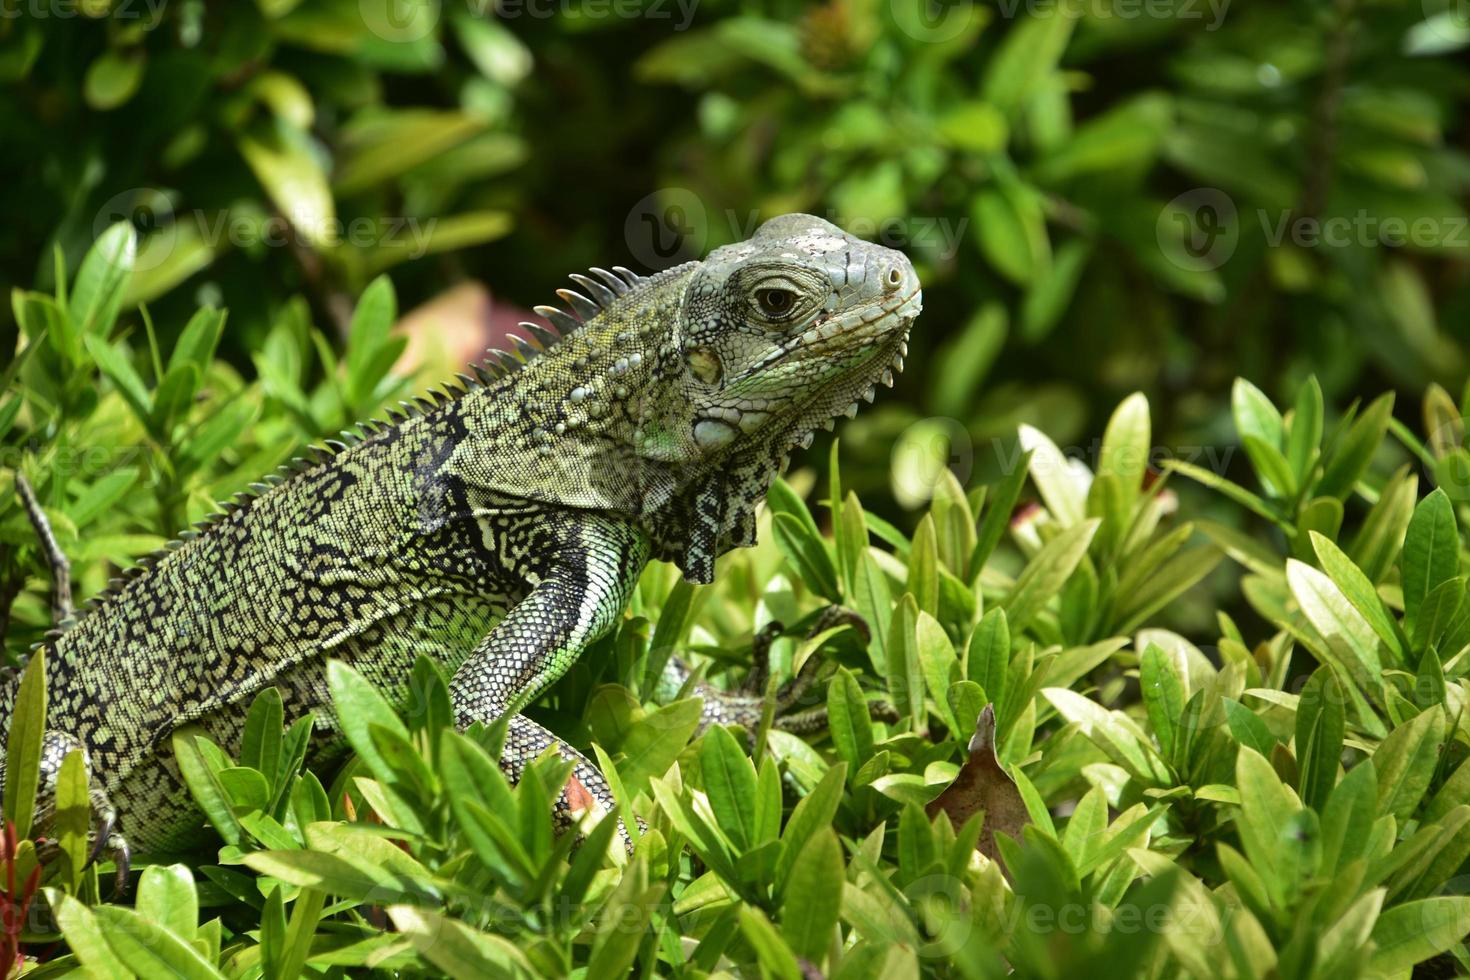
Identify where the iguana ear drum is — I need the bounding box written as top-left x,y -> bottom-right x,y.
686,346 -> 723,386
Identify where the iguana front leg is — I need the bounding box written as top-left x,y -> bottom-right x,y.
450,516 -> 650,821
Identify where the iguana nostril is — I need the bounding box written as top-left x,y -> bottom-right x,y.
885,266 -> 903,290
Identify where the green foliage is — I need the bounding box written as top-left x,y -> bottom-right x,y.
4,1 -> 1468,513
7,244 -> 1470,972
3,5 -> 1470,967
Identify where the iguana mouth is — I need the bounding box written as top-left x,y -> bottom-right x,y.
738,285 -> 923,379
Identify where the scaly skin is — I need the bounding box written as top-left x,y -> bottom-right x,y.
0,213 -> 921,858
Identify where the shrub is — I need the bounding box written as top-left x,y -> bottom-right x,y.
5,238 -> 1470,977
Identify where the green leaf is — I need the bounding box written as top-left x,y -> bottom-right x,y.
1234,747 -> 1304,905
771,512 -> 840,603
972,449 -> 1032,576
171,729 -> 243,846
966,608 -> 1010,719
242,847 -> 437,905
92,906 -> 228,980
1043,687 -> 1170,784
699,724 -> 757,851
54,749 -> 89,890
1374,705 -> 1445,823
981,6 -> 1076,116
83,335 -> 153,423
344,275 -> 398,409
1232,379 -> 1285,458
1020,424 -> 1085,526
780,828 -> 844,963
168,305 -> 225,376
49,891 -> 138,979
1286,558 -> 1384,685
1003,519 -> 1100,630
1369,897 -> 1470,974
137,865 -> 198,942
1349,467 -> 1419,583
387,904 -> 535,978
1401,489 -> 1459,638
326,659 -> 411,784
826,667 -> 875,772
240,687 -> 285,786
908,514 -> 940,617
1223,698 -> 1276,758
1321,759 -> 1377,867
1318,393 -> 1394,499
1295,667 -> 1346,812
777,764 -> 847,892
1140,643 -> 1184,759
83,49 -> 146,110
1411,577 -> 1464,653
738,907 -> 802,980
1311,532 -> 1406,664
69,221 -> 137,336
1287,376 -> 1324,488
238,118 -> 335,249
972,183 -> 1050,285
1098,392 -> 1150,520
931,303 -> 1007,418
1021,238 -> 1092,342
616,697 -> 702,793
885,594 -> 925,727
3,650 -> 45,840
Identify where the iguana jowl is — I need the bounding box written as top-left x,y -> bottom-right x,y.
0,213 -> 921,860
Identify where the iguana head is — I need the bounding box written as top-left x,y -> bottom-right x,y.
449,213 -> 920,583
641,213 -> 922,580
672,213 -> 922,461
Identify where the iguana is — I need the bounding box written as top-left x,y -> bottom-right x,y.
0,213 -> 921,870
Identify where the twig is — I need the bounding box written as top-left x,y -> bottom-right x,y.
14,474 -> 72,625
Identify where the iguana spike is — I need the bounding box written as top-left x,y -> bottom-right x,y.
511,336 -> 540,361
569,273 -> 617,307
473,362 -> 498,384
248,482 -> 271,494
556,289 -> 601,321
455,372 -> 478,389
484,349 -> 516,372
324,439 -> 349,454
414,397 -> 436,414
534,305 -> 580,334
521,321 -> 559,349
589,267 -> 629,295
612,266 -> 644,286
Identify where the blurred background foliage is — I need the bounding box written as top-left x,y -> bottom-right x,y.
2,0 -> 1468,553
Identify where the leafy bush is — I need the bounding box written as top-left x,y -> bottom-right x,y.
6,239 -> 1470,976
4,2 -> 1467,509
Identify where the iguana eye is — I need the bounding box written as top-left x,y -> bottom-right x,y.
755,288 -> 797,318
